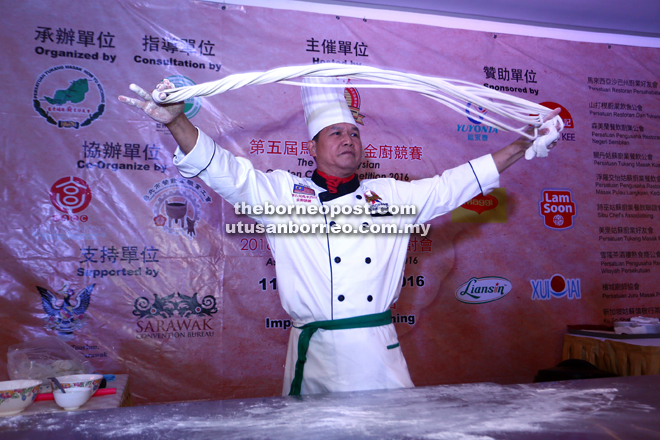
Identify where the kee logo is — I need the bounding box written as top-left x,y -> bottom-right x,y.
540,102 -> 575,142
539,189 -> 576,230
531,274 -> 581,300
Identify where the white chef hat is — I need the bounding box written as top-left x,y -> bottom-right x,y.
301,76 -> 356,140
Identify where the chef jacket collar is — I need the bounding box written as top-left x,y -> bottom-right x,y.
312,169 -> 361,202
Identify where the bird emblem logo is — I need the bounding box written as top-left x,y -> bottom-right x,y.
37,284 -> 95,340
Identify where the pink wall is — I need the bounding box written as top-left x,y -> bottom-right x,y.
1,0 -> 658,404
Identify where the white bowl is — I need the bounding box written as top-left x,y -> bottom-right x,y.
50,374 -> 103,393
53,387 -> 94,410
0,379 -> 42,416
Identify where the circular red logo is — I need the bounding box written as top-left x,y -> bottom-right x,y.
550,274 -> 566,293
49,177 -> 92,214
540,102 -> 573,129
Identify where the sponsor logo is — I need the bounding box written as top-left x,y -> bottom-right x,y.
540,101 -> 574,129
462,193 -> 498,215
465,102 -> 488,124
540,102 -> 575,142
133,292 -> 218,339
455,277 -> 512,304
33,65 -> 105,128
165,75 -> 202,119
451,188 -> 507,223
49,176 -> 92,222
531,274 -> 581,300
344,84 -> 365,125
539,189 -> 577,230
37,283 -> 95,340
143,178 -> 213,239
458,101 -> 499,142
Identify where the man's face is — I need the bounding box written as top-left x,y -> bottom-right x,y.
308,123 -> 363,178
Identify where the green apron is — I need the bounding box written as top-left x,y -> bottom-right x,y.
288,310 -> 393,396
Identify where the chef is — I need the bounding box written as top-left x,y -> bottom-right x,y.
119,77 -> 560,396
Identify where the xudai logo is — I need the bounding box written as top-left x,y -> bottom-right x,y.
530,274 -> 581,300
455,277 -> 512,304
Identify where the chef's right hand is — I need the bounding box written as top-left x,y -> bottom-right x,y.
118,79 -> 185,125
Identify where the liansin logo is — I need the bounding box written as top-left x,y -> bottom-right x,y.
455,277 -> 512,304
531,274 -> 581,300
539,189 -> 576,229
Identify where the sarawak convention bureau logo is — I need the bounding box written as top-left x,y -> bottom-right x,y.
133,292 -> 218,339
33,65 -> 105,128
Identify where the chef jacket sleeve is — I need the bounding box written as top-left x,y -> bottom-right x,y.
172,127 -> 289,221
402,154 -> 500,225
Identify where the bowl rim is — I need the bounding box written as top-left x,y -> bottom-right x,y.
52,374 -> 103,383
0,379 -> 43,393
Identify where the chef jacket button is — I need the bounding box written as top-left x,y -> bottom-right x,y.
329,221 -> 336,226
365,257 -> 371,264
338,295 -> 345,302
334,256 -> 341,263
356,195 -> 362,199
367,295 -> 373,302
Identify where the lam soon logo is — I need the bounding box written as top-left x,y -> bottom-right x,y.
539,189 -> 576,230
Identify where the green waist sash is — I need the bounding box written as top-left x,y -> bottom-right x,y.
288,309 -> 392,396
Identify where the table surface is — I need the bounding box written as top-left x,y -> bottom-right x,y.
1,375 -> 659,440
566,332 -> 660,346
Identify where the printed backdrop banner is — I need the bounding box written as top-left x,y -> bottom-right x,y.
1,0 -> 659,404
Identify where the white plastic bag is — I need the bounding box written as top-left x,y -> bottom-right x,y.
7,336 -> 94,380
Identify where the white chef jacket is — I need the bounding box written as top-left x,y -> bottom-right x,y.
173,128 -> 500,395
